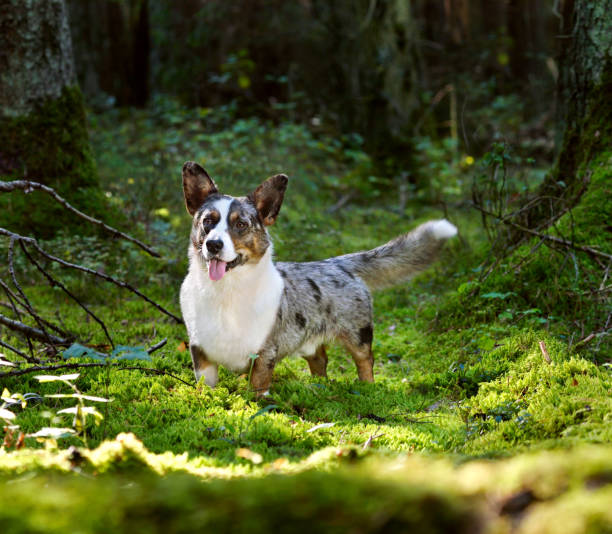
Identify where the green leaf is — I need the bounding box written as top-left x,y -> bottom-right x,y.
307,422 -> 335,433
35,373 -> 80,382
481,292 -> 516,300
46,394 -> 111,402
63,343 -> 107,361
249,404 -> 278,421
110,345 -> 151,361
28,427 -> 75,439
57,406 -> 104,420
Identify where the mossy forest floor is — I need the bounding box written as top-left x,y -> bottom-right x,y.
1,105 -> 610,533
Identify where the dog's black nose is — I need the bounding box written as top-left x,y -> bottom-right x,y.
206,239 -> 223,254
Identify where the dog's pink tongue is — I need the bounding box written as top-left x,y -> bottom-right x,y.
208,259 -> 227,281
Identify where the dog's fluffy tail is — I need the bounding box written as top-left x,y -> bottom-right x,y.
336,219 -> 457,291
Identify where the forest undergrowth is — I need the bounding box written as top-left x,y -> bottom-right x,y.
1,102 -> 610,533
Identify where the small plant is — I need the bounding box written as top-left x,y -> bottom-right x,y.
1,372 -> 110,449
31,373 -> 110,447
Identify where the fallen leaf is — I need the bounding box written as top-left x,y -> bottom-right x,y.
177,341 -> 188,352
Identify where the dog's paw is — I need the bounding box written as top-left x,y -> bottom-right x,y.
431,219 -> 458,240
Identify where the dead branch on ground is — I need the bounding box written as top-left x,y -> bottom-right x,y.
0,179 -> 181,368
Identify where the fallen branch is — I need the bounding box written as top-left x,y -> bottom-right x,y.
0,359 -> 195,389
471,203 -> 612,262
0,227 -> 182,324
0,339 -> 34,363
20,241 -> 115,347
0,179 -> 159,257
0,311 -> 68,346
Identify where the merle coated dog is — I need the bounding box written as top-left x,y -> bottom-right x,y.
179,162 -> 457,396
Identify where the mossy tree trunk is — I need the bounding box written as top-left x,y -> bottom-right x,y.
524,0 -> 612,230
0,0 -> 105,238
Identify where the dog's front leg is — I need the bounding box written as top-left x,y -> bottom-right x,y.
250,354 -> 276,398
190,344 -> 219,388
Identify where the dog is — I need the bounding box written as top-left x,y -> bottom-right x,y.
179,161 -> 457,396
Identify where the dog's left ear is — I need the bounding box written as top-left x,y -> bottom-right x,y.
250,174 -> 288,226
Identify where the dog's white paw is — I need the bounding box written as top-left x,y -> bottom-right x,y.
431,219 -> 458,239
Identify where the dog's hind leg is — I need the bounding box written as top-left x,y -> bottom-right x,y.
190,344 -> 218,387
303,345 -> 328,378
340,327 -> 374,382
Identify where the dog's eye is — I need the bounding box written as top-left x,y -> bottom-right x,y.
202,216 -> 214,227
235,220 -> 248,231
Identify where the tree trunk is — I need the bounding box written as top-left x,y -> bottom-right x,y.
67,0 -> 150,107
0,0 -> 104,238
521,0 -> 612,232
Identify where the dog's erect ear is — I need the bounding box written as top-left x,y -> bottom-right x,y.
182,161 -> 218,216
250,174 -> 288,226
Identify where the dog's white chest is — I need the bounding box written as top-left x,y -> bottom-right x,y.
180,251 -> 283,373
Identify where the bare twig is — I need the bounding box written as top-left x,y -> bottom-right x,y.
0,311 -> 68,345
0,179 -> 160,257
20,241 -> 115,348
326,192 -> 354,214
8,238 -> 56,348
0,277 -> 69,339
363,430 -> 385,450
471,203 -> 612,262
0,227 -> 182,324
147,337 -> 167,354
0,339 -> 33,363
0,360 -> 195,388
574,333 -> 596,348
538,341 -> 552,364
0,276 -> 37,360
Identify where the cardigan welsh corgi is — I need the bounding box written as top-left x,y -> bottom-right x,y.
179,161 -> 457,396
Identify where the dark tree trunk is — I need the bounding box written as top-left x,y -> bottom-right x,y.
0,0 -> 75,116
0,0 -> 104,237
555,0 -> 612,175
67,0 -> 150,107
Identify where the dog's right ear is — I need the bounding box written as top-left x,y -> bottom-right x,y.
182,161 -> 218,216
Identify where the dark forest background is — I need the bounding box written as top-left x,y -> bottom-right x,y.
67,0 -> 560,168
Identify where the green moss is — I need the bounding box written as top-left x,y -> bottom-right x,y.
463,332 -> 612,453
0,85 -> 107,238
1,435 -> 611,533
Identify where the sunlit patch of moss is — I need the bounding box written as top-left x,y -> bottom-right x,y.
462,332 -> 612,454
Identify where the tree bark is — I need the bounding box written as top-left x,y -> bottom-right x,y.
522,0 -> 612,231
0,0 -> 104,238
0,0 -> 75,117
